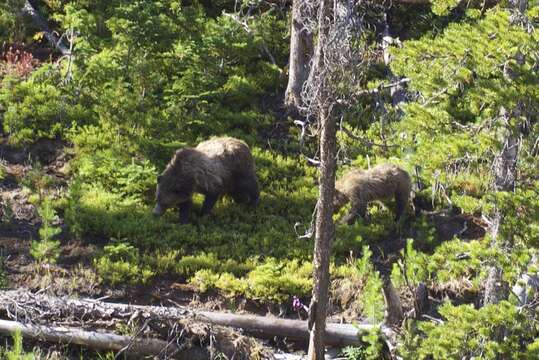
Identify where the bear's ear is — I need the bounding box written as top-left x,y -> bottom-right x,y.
157,175 -> 162,183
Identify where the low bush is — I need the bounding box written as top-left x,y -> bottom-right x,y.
400,301 -> 539,359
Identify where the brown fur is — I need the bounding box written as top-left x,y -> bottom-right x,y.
333,164 -> 412,224
153,137 -> 259,223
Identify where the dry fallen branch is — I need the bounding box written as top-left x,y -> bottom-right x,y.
0,289 -> 371,347
0,319 -> 211,359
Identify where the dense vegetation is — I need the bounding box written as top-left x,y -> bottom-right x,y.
0,0 -> 538,358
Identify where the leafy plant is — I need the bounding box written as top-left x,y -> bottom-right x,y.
400,301 -> 538,359
340,327 -> 385,360
95,242 -> 154,285
3,330 -> 34,360
30,198 -> 61,264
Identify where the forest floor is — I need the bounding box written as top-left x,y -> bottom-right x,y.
0,134 -> 489,358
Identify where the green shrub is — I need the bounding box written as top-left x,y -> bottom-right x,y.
245,259 -> 313,303
400,302 -> 538,359
30,198 -> 61,264
3,330 -> 34,360
347,246 -> 385,324
391,239 -> 430,289
189,258 -> 312,303
0,65 -> 90,144
340,327 -> 385,360
0,0 -> 25,42
95,242 -> 154,285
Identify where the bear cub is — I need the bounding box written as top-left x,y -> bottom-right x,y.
153,137 -> 259,224
333,164 -> 411,225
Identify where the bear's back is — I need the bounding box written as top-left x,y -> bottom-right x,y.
339,164 -> 410,201
196,137 -> 254,172
366,164 -> 411,198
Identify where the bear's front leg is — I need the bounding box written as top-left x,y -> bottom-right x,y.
200,193 -> 219,216
341,203 -> 367,225
178,200 -> 193,224
341,211 -> 359,225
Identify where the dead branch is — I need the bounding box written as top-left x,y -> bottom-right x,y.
21,1 -> 70,56
0,319 -> 207,359
223,12 -> 277,65
0,289 -> 371,347
339,125 -> 399,150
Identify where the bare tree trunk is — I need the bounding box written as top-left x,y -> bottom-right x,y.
512,254 -> 539,306
381,13 -> 406,108
21,1 -> 70,56
482,0 -> 528,305
373,262 -> 404,326
284,0 -> 313,114
483,128 -> 518,305
308,105 -> 337,360
0,319 -> 194,358
381,275 -> 404,326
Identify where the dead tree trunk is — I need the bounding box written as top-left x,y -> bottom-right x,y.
308,106 -> 337,360
285,0 -> 313,114
381,13 -> 406,108
381,275 -> 404,326
0,319 -> 199,359
483,0 -> 529,305
305,0 -> 337,356
21,1 -> 70,56
0,289 -> 369,347
483,125 -> 519,305
512,254 -> 539,306
373,261 -> 404,326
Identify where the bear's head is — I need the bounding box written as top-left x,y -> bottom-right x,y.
152,164 -> 194,216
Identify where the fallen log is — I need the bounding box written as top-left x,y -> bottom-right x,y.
0,319 -> 208,359
195,311 -> 371,347
0,289 -> 370,346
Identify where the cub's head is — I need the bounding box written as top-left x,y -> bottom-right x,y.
332,189 -> 348,213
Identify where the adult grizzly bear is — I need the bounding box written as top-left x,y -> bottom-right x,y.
152,137 -> 259,224
333,164 -> 411,225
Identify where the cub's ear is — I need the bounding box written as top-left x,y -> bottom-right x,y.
157,175 -> 162,183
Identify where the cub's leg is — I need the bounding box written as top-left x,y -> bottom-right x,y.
341,202 -> 367,225
394,190 -> 409,222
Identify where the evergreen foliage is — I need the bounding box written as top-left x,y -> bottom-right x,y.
0,0 -> 538,357
2,330 -> 34,360
30,197 -> 61,264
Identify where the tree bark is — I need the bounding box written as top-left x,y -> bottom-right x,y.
483,0 -> 528,305
381,275 -> 404,326
284,0 -> 313,114
483,119 -> 520,305
308,106 -> 337,360
483,124 -> 519,305
381,13 -> 406,108
512,254 -> 539,306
